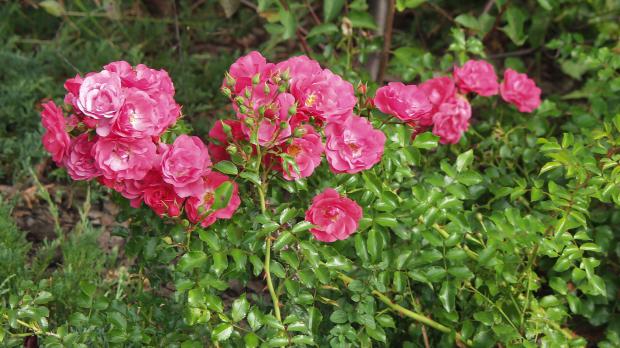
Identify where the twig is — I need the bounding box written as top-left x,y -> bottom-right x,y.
488,47 -> 538,59
424,2 -> 454,23
481,0 -> 495,16
296,29 -> 312,56
304,0 -> 321,25
377,0 -> 395,84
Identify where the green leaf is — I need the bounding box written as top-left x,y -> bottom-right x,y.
323,0 -> 345,22
40,0 -> 65,17
362,171 -> 383,197
232,295 -> 250,322
212,252 -> 228,276
396,0 -> 426,11
240,172 -> 261,185
330,310 -> 348,324
211,323 -> 233,342
211,181 -> 234,211
307,23 -> 339,37
213,160 -> 238,175
455,14 -> 480,31
367,229 -> 383,262
279,8 -> 297,40
348,11 -> 377,29
456,149 -> 474,172
244,333 -> 260,348
501,6 -> 528,46
412,132 -> 439,149
291,220 -> 313,233
439,281 -> 456,312
178,251 -> 207,272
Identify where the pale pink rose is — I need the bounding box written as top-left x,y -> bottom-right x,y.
77,70 -> 124,120
500,69 -> 542,113
374,82 -> 433,124
63,74 -> 83,111
103,61 -> 135,84
110,88 -> 159,138
419,77 -> 456,126
281,125 -> 323,180
143,182 -> 184,217
432,96 -> 472,144
161,135 -> 212,198
64,134 -> 100,180
40,101 -> 70,165
290,69 -> 356,123
225,51 -> 275,94
93,136 -> 157,180
453,60 -> 499,96
276,55 -> 323,87
324,115 -> 386,174
305,188 -> 362,242
185,172 -> 241,227
208,120 -> 245,163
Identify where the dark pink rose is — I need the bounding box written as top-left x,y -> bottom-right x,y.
419,77 -> 456,126
305,188 -> 362,242
239,85 -> 294,147
63,74 -> 83,111
453,60 -> 499,96
40,101 -> 70,165
276,55 -> 323,82
324,115 -> 386,174
208,120 -> 245,163
374,82 -> 433,124
143,182 -> 184,217
77,70 -> 124,120
93,136 -> 157,180
432,96 -> 472,144
225,51 -> 275,94
64,134 -> 100,180
500,69 -> 542,113
161,135 -> 212,198
281,125 -> 323,180
185,172 -> 241,227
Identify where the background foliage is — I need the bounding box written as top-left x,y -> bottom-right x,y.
1,0 -> 620,347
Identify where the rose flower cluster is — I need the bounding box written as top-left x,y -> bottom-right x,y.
40,61 -> 240,227
374,60 -> 542,144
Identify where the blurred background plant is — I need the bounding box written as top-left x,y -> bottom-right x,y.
1,0 -> 619,347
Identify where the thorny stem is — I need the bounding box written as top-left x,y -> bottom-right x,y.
338,274 -> 472,347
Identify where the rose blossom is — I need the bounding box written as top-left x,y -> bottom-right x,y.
64,134 -> 100,180
305,188 -> 363,242
419,77 -> 457,125
324,115 -> 386,174
239,86 -> 294,147
40,101 -> 70,165
432,96 -> 472,144
93,136 -> 157,180
276,55 -> 323,83
185,172 -> 241,227
500,69 -> 542,113
161,135 -> 212,198
374,82 -> 433,124
63,74 -> 83,111
208,119 -> 245,162
225,51 -> 274,94
109,88 -> 159,138
281,125 -> 323,180
143,182 -> 184,217
77,70 -> 124,120
453,60 -> 499,96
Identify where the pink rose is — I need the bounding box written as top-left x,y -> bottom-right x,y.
291,69 -> 357,123
109,88 -> 159,138
185,172 -> 241,227
276,55 -> 323,83
419,77 -> 456,126
103,61 -> 135,84
64,134 -> 100,180
281,125 -> 323,180
324,115 -> 386,174
226,51 -> 275,94
305,188 -> 363,242
143,182 -> 184,217
432,96 -> 472,144
63,74 -> 83,111
374,82 -> 433,124
500,69 -> 542,113
161,135 -> 212,198
239,86 -> 294,147
93,136 -> 157,180
208,120 -> 245,163
40,101 -> 70,165
77,70 -> 124,120
453,60 -> 499,96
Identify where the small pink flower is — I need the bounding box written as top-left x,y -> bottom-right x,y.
453,60 -> 499,96
226,51 -> 275,94
291,69 -> 357,123
63,74 -> 83,111
305,188 -> 362,242
500,69 -> 542,113
239,86 -> 294,147
374,82 -> 432,124
276,55 -> 323,83
40,101 -> 70,165
185,172 -> 241,227
77,70 -> 124,120
419,77 -> 456,126
93,136 -> 157,180
432,96 -> 472,144
161,135 -> 212,198
208,119 -> 245,163
143,182 -> 184,217
64,134 -> 100,180
281,125 -> 323,180
110,88 -> 160,138
324,115 -> 386,174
